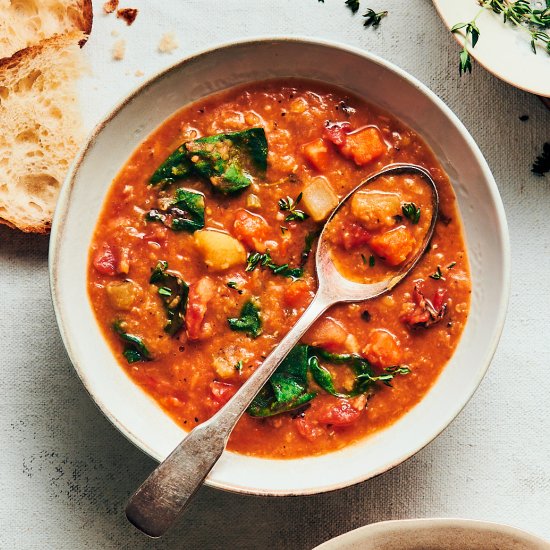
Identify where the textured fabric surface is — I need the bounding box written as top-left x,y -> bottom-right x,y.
1,1 -> 549,548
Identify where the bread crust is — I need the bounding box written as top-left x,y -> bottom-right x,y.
76,0 -> 94,36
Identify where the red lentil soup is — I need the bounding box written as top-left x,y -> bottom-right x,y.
88,79 -> 471,459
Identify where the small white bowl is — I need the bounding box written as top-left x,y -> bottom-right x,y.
433,0 -> 550,97
314,518 -> 550,549
50,37 -> 510,496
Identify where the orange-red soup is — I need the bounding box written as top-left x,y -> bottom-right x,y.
88,80 -> 471,458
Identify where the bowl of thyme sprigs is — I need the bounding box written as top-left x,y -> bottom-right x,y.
433,0 -> 550,97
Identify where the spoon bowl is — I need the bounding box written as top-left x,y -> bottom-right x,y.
125,163 -> 440,538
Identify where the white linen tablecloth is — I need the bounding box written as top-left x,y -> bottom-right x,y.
1,1 -> 549,548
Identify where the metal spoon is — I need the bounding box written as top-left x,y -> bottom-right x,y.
125,163 -> 439,537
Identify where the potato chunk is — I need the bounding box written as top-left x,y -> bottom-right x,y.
194,229 -> 246,271
368,225 -> 415,266
351,191 -> 401,231
301,176 -> 339,221
105,281 -> 139,310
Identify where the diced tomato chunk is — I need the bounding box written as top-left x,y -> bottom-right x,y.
233,209 -> 271,252
295,416 -> 325,441
339,222 -> 372,251
362,329 -> 401,368
187,277 -> 215,340
323,121 -> 351,146
305,317 -> 349,352
368,225 -> 415,266
210,381 -> 238,405
401,282 -> 448,329
302,138 -> 331,171
93,243 -> 117,276
283,280 -> 314,309
340,127 -> 387,166
317,399 -> 362,426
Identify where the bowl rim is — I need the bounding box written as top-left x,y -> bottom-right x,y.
313,518 -> 550,548
49,35 -> 511,497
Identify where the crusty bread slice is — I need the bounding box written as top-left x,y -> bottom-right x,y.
0,0 -> 92,59
0,31 -> 86,233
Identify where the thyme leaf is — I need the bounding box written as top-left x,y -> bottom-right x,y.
278,192 -> 309,222
363,8 -> 388,28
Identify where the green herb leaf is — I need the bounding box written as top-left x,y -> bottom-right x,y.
235,360 -> 243,372
369,255 -> 375,267
150,128 -> 268,194
248,345 -> 315,417
227,281 -> 243,294
278,192 -> 310,222
146,188 -> 205,233
228,299 -> 262,338
345,0 -> 360,14
429,266 -> 443,280
113,320 -> 152,363
149,146 -> 193,186
363,8 -> 388,28
150,261 -> 189,336
186,128 -> 268,194
245,250 -> 303,280
402,202 -> 421,224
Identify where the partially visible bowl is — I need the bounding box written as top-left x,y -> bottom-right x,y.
49,37 -> 510,496
433,0 -> 550,97
314,518 -> 550,549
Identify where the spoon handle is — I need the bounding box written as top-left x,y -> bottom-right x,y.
125,289 -> 332,538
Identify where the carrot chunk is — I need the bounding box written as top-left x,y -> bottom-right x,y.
340,127 -> 387,166
233,209 -> 271,252
362,329 -> 401,368
303,138 -> 331,171
368,225 -> 415,266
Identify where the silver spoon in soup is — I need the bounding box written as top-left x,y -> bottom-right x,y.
126,163 -> 439,537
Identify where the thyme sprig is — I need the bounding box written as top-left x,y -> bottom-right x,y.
278,193 -> 309,222
452,0 -> 550,75
363,8 -> 388,28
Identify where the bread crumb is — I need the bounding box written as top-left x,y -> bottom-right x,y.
111,29 -> 119,37
103,0 -> 119,13
117,8 -> 138,25
112,39 -> 126,60
158,32 -> 178,54
135,69 -> 144,77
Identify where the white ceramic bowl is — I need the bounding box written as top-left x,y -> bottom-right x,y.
433,0 -> 550,97
314,519 -> 550,549
50,38 -> 510,496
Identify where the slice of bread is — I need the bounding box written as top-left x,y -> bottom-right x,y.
0,0 -> 93,60
0,31 -> 86,233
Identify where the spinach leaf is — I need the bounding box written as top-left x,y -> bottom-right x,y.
248,345 -> 316,417
146,188 -> 205,233
186,128 -> 267,194
150,145 -> 193,186
149,261 -> 189,336
308,348 -> 410,396
150,128 -> 268,194
113,320 -> 152,363
228,299 -> 262,338
245,250 -> 303,280
247,390 -> 316,418
308,356 -> 352,398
